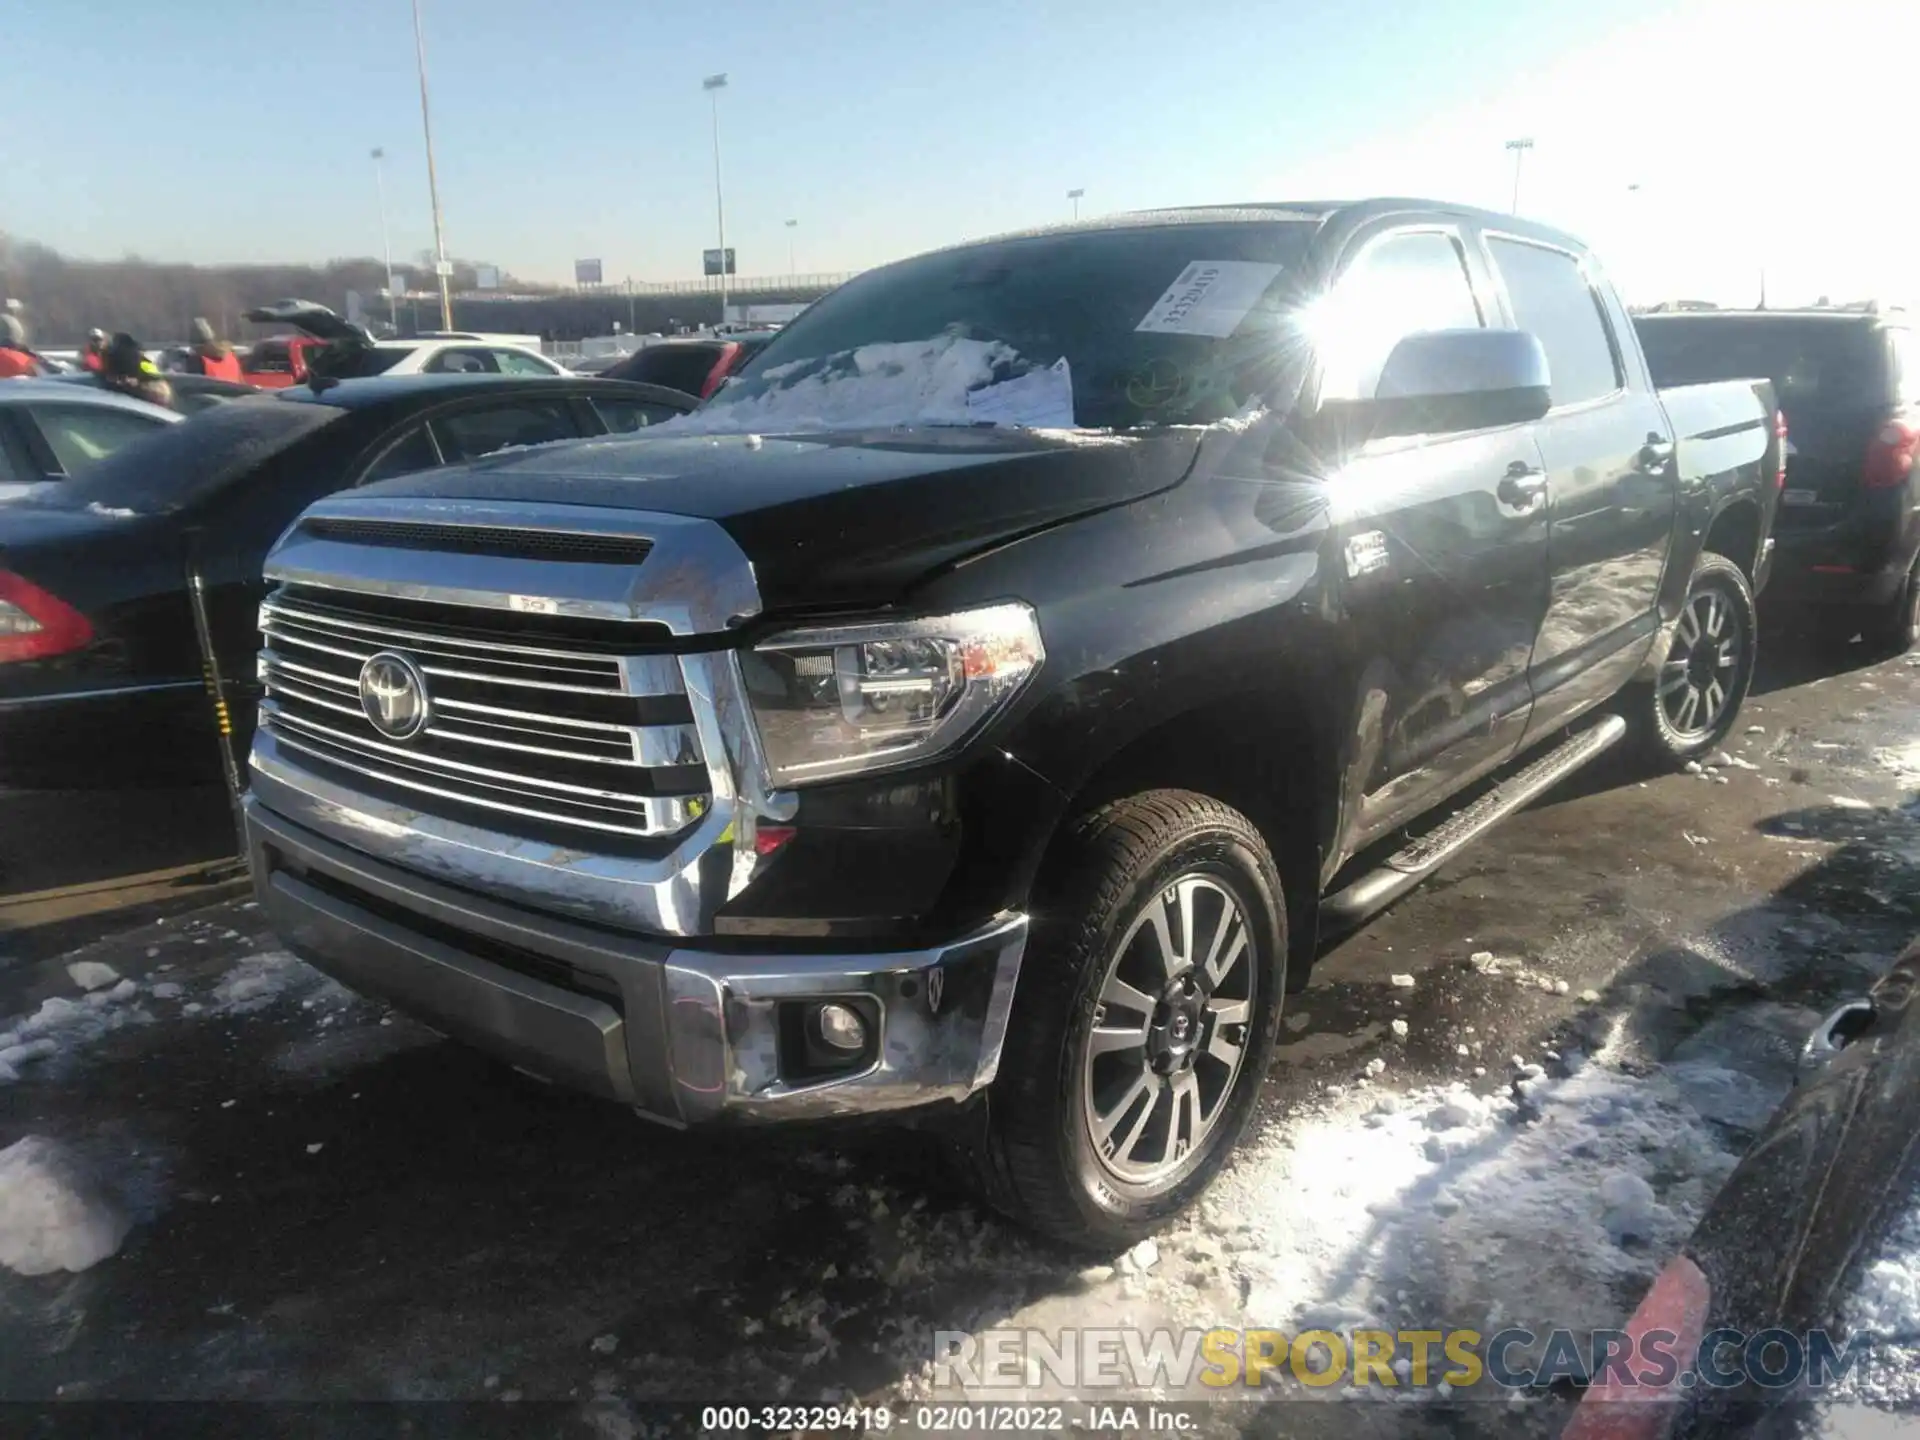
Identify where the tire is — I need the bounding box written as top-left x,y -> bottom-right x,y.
962,789 -> 1286,1248
1629,552 -> 1758,768
1861,555 -> 1920,657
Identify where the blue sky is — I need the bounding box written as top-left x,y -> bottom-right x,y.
2,0 -> 1901,304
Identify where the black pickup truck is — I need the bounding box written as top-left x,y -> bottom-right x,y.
241,200 -> 1781,1245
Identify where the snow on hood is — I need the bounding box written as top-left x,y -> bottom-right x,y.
658,334 -> 1079,437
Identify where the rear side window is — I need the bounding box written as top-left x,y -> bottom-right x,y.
1321,230 -> 1483,401
424,347 -> 499,375
27,404 -> 171,474
359,426 -> 440,483
492,349 -> 554,375
592,396 -> 685,433
1489,238 -> 1621,406
431,400 -> 578,462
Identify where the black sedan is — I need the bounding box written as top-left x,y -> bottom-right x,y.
0,373 -> 692,787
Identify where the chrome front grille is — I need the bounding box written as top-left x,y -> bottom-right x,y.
257,588 -> 707,840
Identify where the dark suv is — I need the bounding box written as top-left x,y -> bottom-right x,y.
1636,308 -> 1920,651
598,333 -> 774,398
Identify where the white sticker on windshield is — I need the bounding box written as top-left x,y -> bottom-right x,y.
966,356 -> 1076,429
1134,260 -> 1284,338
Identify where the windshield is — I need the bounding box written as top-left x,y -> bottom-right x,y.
697,222 -> 1316,432
1635,316 -> 1892,404
18,393 -> 342,515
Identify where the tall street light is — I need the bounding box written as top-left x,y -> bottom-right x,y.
1505,137 -> 1535,214
1067,187 -> 1085,221
413,0 -> 454,330
785,218 -> 798,277
370,147 -> 397,329
703,73 -> 729,324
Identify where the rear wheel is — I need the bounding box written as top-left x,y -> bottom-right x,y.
1861,554 -> 1920,656
963,790 -> 1286,1247
1629,552 -> 1757,767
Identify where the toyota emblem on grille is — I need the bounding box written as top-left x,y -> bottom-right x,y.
358,651 -> 431,740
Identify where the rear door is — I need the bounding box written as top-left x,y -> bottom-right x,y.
1483,233 -> 1675,734
1317,224 -> 1552,847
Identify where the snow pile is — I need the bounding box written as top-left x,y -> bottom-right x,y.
1183,1057 -> 1745,1350
206,951 -> 328,1015
0,1136 -> 132,1275
658,335 -> 1075,436
0,979 -> 146,1084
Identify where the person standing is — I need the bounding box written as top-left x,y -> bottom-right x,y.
81,328 -> 108,373
178,317 -> 242,381
0,315 -> 43,378
98,333 -> 174,408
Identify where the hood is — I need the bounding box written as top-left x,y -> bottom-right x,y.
349,426 -> 1202,611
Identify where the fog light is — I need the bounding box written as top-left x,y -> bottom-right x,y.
815,1002 -> 867,1053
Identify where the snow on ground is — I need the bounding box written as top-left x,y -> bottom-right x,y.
657,335 -> 1076,436
1839,1199 -> 1920,1406
0,1136 -> 130,1276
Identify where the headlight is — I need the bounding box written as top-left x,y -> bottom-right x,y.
743,603 -> 1044,785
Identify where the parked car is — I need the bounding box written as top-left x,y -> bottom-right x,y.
0,374 -> 692,786
242,200 -> 1781,1244
1564,937 -> 1920,1437
49,370 -> 258,415
241,333 -> 332,389
1636,308 -> 1918,652
597,332 -> 774,397
245,301 -> 567,380
0,380 -> 180,502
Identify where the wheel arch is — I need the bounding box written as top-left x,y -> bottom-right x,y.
1701,495 -> 1764,583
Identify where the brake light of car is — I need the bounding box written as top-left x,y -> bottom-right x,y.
0,571 -> 95,664
699,341 -> 744,399
1774,410 -> 1788,490
1863,420 -> 1919,488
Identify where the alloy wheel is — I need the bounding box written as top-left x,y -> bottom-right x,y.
1657,585 -> 1743,742
1081,872 -> 1257,1185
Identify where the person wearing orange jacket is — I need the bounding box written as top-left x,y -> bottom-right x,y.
179,316 -> 242,381
80,328 -> 108,373
0,315 -> 43,378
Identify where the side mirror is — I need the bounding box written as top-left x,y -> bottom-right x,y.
1345,328 -> 1552,438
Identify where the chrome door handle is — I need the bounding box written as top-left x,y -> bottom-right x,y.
1498,463 -> 1547,508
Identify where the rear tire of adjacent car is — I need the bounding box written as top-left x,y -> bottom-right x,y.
962,790 -> 1286,1249
1628,552 -> 1758,768
1862,554 -> 1920,657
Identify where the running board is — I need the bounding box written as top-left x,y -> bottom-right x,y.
1322,714 -> 1628,933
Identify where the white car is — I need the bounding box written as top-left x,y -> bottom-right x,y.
242,301 -> 568,380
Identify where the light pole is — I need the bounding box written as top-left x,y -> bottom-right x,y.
1505,138 -> 1534,214
412,0 -> 454,330
703,73 -> 729,325
370,147 -> 397,329
785,218 -> 797,277
1067,187 -> 1085,221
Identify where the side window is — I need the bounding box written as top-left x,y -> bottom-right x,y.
424,347 -> 498,375
0,418 -> 34,485
359,426 -> 441,483
1887,328 -> 1919,407
591,396 -> 685,434
1488,238 -> 1621,407
431,400 -> 579,463
27,405 -> 171,474
492,349 -> 554,375
1319,230 -> 1483,402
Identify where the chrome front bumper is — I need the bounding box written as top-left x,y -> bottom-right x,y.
245,798 -> 1027,1124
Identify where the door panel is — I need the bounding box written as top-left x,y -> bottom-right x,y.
1485,235 -> 1676,735
1337,427 -> 1551,847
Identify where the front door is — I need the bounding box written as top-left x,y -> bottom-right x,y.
1313,225 -> 1553,850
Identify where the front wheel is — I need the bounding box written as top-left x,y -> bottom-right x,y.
1629,552 -> 1758,767
963,790 -> 1286,1248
